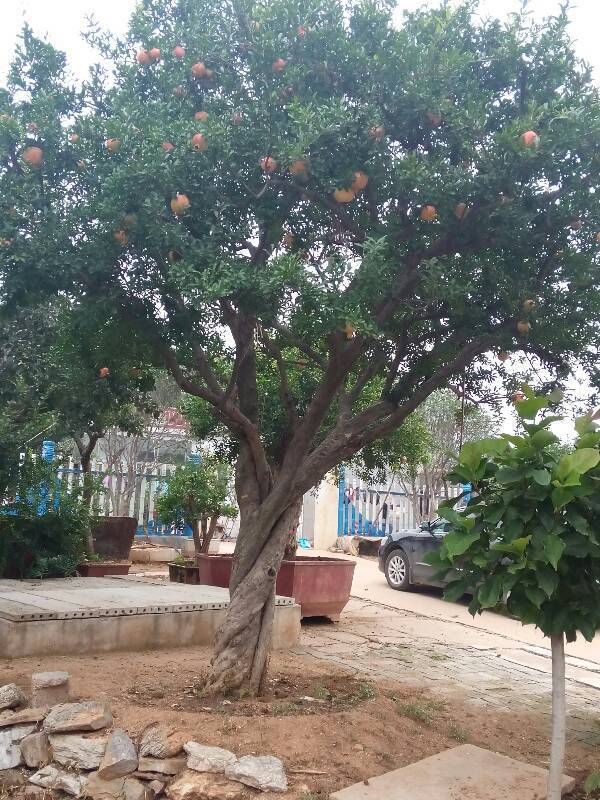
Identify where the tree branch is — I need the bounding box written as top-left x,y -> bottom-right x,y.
258,328 -> 298,426
294,335 -> 493,497
268,177 -> 367,244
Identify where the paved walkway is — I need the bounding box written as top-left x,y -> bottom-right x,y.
296,582 -> 600,746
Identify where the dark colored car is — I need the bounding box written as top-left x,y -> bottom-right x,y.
378,518 -> 452,591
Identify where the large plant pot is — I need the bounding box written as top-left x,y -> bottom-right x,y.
91,516 -> 137,560
195,554 -> 356,621
168,561 -> 201,584
77,561 -> 131,577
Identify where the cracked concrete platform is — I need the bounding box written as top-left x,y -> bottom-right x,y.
331,744 -> 575,800
0,577 -> 299,657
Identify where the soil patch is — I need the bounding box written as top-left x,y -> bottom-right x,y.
1,646 -> 598,798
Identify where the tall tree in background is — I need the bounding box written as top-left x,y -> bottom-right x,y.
1,2 -> 600,693
396,389 -> 496,523
0,303 -> 157,522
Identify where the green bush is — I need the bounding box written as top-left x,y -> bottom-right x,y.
0,454 -> 90,579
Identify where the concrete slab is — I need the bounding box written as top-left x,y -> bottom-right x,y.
0,578 -> 300,659
330,744 -> 575,800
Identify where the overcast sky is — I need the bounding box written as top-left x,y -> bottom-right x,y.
1,0 -> 598,83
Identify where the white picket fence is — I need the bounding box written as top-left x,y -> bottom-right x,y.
57,459 -> 180,534
339,467 -> 463,536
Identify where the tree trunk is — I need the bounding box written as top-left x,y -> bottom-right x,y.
547,633 -> 566,800
201,514 -> 218,554
203,500 -> 301,696
80,455 -> 96,556
193,518 -> 204,554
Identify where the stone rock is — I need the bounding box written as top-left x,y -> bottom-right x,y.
84,772 -> 127,800
124,778 -> 149,800
32,671 -> 70,689
166,771 -> 244,800
0,724 -> 36,770
0,708 -> 48,729
0,767 -> 27,787
21,732 -> 50,768
30,764 -> 83,797
31,671 -> 70,708
147,780 -> 165,798
137,757 -> 185,776
50,733 -> 108,769
84,772 -> 148,800
0,684 -> 26,712
139,724 -> 187,759
44,702 -> 113,734
9,723 -> 37,742
225,756 -> 287,792
98,729 -> 138,780
184,743 -> 236,774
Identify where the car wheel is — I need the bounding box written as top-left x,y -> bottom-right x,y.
385,549 -> 410,591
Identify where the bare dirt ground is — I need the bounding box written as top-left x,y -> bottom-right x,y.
2,640 -> 599,799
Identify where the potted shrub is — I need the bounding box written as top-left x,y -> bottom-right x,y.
77,556 -> 131,577
168,554 -> 201,584
432,389 -> 600,800
156,456 -> 236,572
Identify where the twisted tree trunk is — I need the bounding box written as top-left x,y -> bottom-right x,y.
204,495 -> 301,696
75,433 -> 101,555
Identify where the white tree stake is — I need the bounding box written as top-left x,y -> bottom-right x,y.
547,632 -> 566,800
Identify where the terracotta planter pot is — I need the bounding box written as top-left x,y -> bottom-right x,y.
77,561 -> 131,577
168,561 -> 201,584
91,516 -> 137,560
195,554 -> 356,621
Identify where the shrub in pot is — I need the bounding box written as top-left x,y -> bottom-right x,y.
156,456 -> 236,554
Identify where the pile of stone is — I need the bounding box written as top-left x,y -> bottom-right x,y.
0,675 -> 287,799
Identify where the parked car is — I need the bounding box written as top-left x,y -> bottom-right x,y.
378,518 -> 453,590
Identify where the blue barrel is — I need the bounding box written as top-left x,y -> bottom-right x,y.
41,440 -> 56,463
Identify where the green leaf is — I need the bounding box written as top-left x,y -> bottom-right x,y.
436,506 -> 464,526
565,507 -> 590,534
551,485 -> 575,509
459,438 -> 506,469
531,469 -> 551,485
507,593 -> 540,625
524,585 -> 546,608
575,414 -> 596,436
495,467 -> 522,484
530,430 -> 559,449
536,566 -> 559,598
477,574 -> 504,608
515,396 -> 548,420
501,434 -> 526,446
576,432 -> 600,449
441,529 -> 481,559
556,448 -> 600,482
543,535 -> 565,569
443,579 -> 469,602
491,536 -> 531,556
